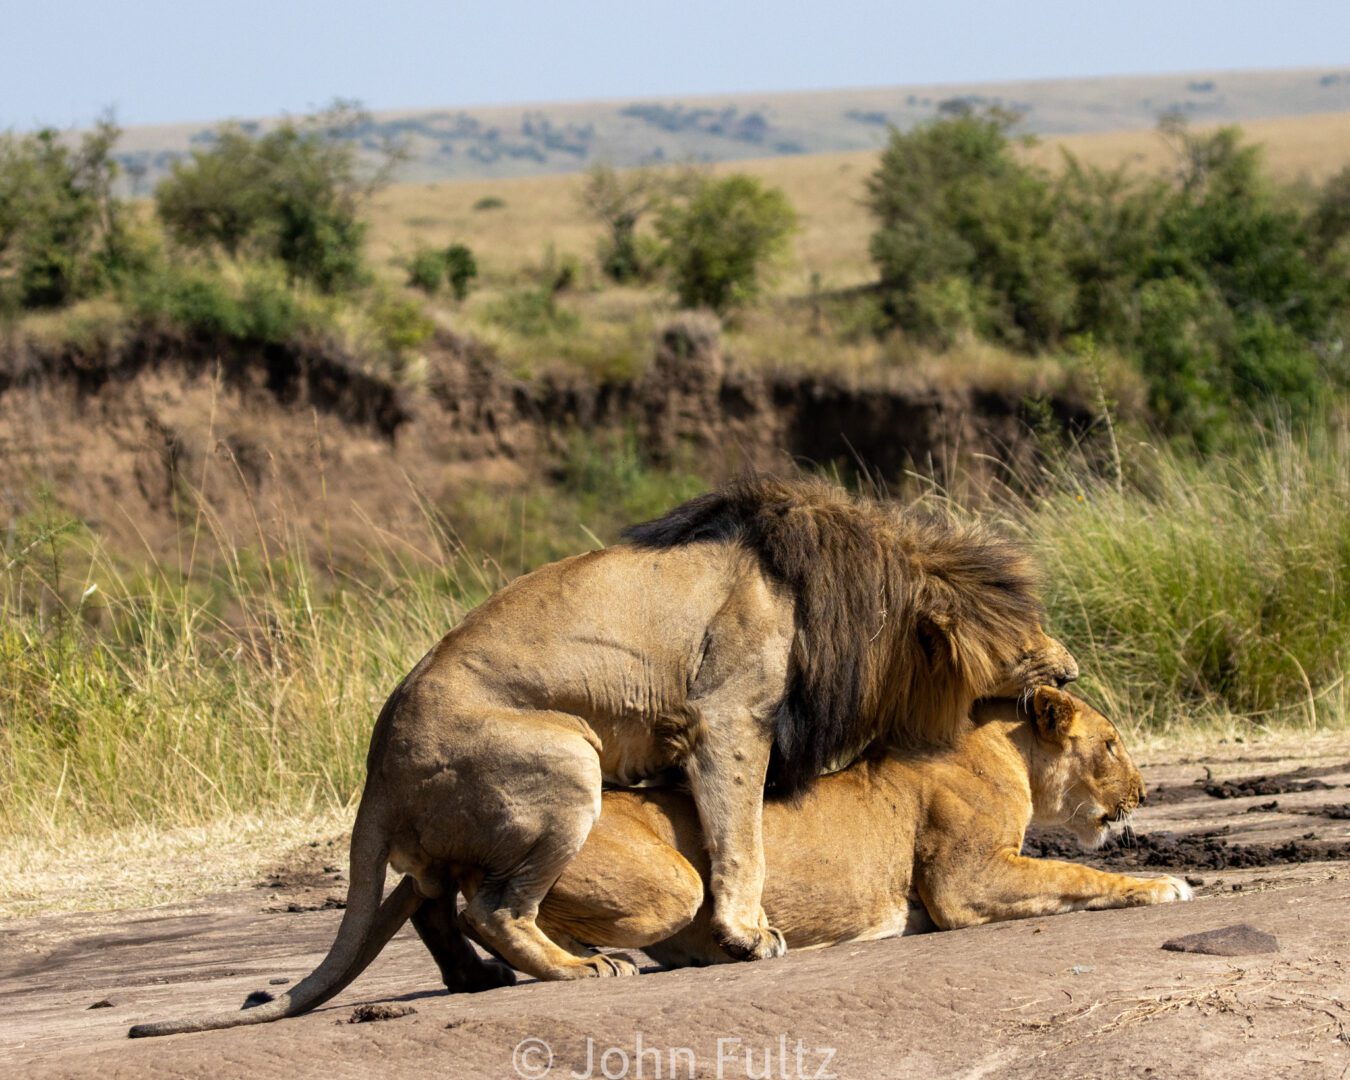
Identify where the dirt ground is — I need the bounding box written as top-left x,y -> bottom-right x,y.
4,749 -> 1350,1080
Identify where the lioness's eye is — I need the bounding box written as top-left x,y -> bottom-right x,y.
1106,741 -> 1117,757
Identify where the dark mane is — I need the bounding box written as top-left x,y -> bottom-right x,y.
623,475 -> 1043,796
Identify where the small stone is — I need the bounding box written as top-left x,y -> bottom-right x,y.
1185,876 -> 1205,887
268,977 -> 291,986
1162,924 -> 1278,956
87,999 -> 115,1009
1069,964 -> 1094,975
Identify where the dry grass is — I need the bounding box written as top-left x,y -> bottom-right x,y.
1020,110 -> 1350,187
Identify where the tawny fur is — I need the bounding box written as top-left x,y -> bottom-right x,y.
533,688 -> 1192,965
128,477 -> 1078,1038
625,475 -> 1077,790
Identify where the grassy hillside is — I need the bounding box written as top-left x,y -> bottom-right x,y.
359,110 -> 1350,387
108,67 -> 1350,190
5,99 -> 1350,859
368,110 -> 1350,296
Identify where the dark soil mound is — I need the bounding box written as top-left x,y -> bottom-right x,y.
1022,827 -> 1350,871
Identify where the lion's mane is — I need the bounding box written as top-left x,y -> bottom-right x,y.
623,475 -> 1043,795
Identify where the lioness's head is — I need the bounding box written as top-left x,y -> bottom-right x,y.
1026,686 -> 1143,848
987,626 -> 1080,698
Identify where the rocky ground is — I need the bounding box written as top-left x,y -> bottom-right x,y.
4,750 -> 1349,1079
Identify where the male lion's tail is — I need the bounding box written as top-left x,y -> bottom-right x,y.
127,799 -> 414,1038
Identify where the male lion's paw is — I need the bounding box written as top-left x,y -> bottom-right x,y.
589,952 -> 639,978
715,923 -> 788,962
446,958 -> 517,994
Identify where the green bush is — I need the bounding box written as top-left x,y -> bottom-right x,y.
444,243 -> 477,300
406,247 -> 447,294
655,173 -> 795,312
405,243 -> 477,299
580,163 -> 662,283
126,261 -> 305,344
472,195 -> 505,212
0,120 -> 133,311
866,111 -> 1074,348
485,287 -> 578,337
155,104 -> 384,293
367,290 -> 435,352
866,112 -> 1350,440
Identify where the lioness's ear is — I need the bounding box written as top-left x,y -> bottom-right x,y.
1032,686 -> 1078,740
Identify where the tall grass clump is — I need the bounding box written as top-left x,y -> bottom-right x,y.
0,507 -> 492,847
1025,425 -> 1350,733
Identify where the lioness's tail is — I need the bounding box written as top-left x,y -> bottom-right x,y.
128,801 -> 414,1038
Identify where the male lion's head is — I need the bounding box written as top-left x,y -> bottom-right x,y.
1025,686 -> 1143,848
985,625 -> 1079,699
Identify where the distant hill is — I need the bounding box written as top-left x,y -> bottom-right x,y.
108,67 -> 1350,191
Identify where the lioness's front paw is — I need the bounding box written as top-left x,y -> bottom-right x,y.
1157,875 -> 1194,903
714,922 -> 787,962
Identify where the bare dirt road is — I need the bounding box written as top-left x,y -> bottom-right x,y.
4,750 -> 1350,1079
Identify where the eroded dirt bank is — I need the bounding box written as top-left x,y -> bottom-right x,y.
0,321 -> 1095,560
4,751 -> 1348,1078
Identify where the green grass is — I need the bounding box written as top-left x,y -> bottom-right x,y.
1025,424 -> 1350,733
0,435 -> 705,844
2,427 -> 1347,852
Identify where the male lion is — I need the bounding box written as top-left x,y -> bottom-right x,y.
129,476 -> 1077,1037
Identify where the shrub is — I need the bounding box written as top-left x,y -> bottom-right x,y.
405,243 -> 476,300
866,112 -> 1350,440
367,290 -> 435,352
866,111 -> 1074,348
580,163 -> 662,283
0,119 -> 133,311
152,126 -> 267,259
1309,166 -> 1350,258
654,173 -> 795,312
472,195 -> 506,211
155,103 -> 387,293
444,243 -> 477,300
126,260 -> 306,344
406,247 -> 446,294
485,287 -> 578,337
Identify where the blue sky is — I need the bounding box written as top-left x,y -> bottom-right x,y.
3,0 -> 1348,129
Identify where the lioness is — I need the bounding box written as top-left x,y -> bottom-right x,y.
522,687 -> 1191,968
130,477 -> 1077,1037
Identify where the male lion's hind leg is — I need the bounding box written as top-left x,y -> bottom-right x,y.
411,890 -> 517,994
452,717 -> 638,981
